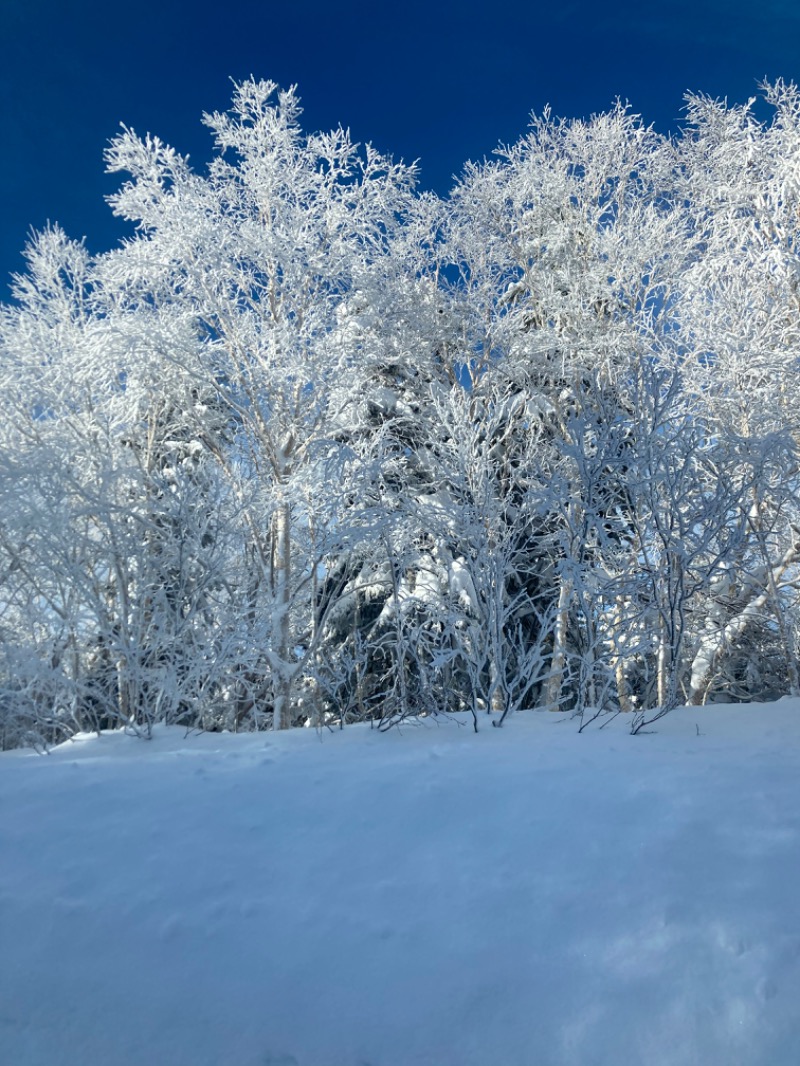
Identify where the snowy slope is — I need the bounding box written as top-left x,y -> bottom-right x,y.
2,704 -> 800,1066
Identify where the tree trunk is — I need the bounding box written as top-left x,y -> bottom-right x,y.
612,598 -> 631,712
657,613 -> 670,708
543,574 -> 572,710
688,537 -> 800,705
272,499 -> 293,730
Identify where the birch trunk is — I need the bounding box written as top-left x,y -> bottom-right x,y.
272,499 -> 293,730
657,613 -> 670,709
687,537 -> 800,705
612,598 -> 631,712
543,574 -> 572,710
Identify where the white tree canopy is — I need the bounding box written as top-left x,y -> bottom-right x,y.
2,79 -> 800,748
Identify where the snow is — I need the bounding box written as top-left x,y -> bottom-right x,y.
449,555 -> 479,614
2,703 -> 800,1065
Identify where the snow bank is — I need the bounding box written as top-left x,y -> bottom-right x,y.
2,703 -> 800,1065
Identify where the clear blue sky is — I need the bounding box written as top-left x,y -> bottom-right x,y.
2,0 -> 800,298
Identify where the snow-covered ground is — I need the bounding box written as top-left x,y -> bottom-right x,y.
2,703 -> 800,1066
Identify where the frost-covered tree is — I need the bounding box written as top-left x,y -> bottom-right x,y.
0,228 -> 246,743
99,79 -> 423,729
3,79 -> 800,748
676,84 -> 800,704
444,103 -> 690,714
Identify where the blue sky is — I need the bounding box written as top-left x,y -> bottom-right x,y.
2,0 -> 800,297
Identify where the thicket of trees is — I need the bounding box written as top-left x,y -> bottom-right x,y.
3,79 -> 800,748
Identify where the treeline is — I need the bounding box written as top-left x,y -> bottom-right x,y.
2,79 -> 800,748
